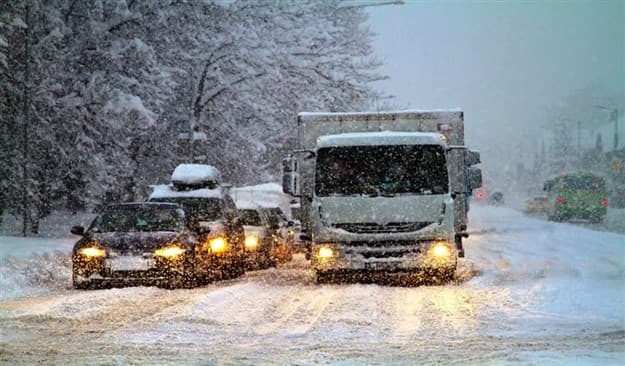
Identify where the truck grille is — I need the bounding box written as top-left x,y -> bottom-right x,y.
358,249 -> 418,259
333,222 -> 433,234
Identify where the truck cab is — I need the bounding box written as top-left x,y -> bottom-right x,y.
282,110 -> 481,284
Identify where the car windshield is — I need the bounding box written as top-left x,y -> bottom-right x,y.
315,144 -> 448,196
264,207 -> 286,227
238,209 -> 263,226
90,206 -> 184,233
561,175 -> 606,190
150,197 -> 224,221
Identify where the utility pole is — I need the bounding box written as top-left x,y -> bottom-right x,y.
611,109 -> 619,150
594,105 -> 620,151
577,120 -> 581,158
22,1 -> 32,236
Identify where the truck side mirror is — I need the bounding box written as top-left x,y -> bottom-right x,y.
282,157 -> 297,173
282,172 -> 300,196
466,150 -> 481,166
543,181 -> 553,191
282,157 -> 300,196
468,167 -> 482,189
447,147 -> 466,193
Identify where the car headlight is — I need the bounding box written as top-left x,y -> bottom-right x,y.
244,235 -> 259,250
154,245 -> 186,258
209,237 -> 228,253
428,242 -> 452,259
318,246 -> 334,259
78,246 -> 106,258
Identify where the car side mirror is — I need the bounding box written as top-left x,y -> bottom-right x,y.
71,226 -> 85,236
286,220 -> 294,227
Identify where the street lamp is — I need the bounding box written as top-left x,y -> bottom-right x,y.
594,105 -> 619,151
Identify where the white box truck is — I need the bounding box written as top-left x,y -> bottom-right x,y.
282,110 -> 482,283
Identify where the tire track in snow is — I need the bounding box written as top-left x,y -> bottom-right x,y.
251,285 -> 339,337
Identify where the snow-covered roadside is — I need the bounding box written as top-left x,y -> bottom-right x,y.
465,206 -> 625,339
0,236 -> 74,299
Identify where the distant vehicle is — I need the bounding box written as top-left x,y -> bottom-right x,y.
71,202 -> 212,289
489,191 -> 504,205
260,206 -> 295,263
524,195 -> 548,214
148,164 -> 246,280
237,204 -> 279,270
543,172 -> 608,222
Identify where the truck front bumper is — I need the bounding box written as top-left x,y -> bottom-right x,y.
310,240 -> 457,273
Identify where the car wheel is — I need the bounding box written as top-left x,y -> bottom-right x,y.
162,274 -> 198,289
548,212 -> 563,222
222,262 -> 245,280
72,272 -> 91,290
72,279 -> 89,290
316,271 -> 335,284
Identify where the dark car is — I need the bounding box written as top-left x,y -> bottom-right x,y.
260,207 -> 295,263
71,202 -> 216,289
489,191 -> 504,205
237,205 -> 279,270
148,184 -> 246,280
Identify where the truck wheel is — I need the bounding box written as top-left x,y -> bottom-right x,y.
435,267 -> 456,284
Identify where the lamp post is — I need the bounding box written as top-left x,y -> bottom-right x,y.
594,105 -> 619,151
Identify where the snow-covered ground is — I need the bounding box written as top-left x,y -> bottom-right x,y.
1,206 -> 624,365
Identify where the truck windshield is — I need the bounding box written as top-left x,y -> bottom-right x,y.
315,145 -> 448,196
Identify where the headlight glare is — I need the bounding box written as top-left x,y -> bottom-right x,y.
154,245 -> 186,258
79,246 -> 106,258
209,237 -> 228,253
244,235 -> 259,250
318,246 -> 334,259
429,242 -> 452,258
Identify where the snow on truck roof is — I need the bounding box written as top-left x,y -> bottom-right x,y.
171,164 -> 221,186
316,131 -> 448,148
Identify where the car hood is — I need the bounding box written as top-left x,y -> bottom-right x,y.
86,232 -> 187,253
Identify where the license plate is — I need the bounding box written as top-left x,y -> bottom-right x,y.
108,256 -> 149,271
364,261 -> 398,271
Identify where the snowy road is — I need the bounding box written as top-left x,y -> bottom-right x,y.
1,206 -> 624,365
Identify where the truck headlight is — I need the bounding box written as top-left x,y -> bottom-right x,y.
154,245 -> 186,258
78,246 -> 106,258
428,242 -> 452,259
209,237 -> 228,253
318,246 -> 334,259
244,235 -> 259,250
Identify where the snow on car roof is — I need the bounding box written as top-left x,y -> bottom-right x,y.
316,131 -> 447,148
235,200 -> 262,210
232,183 -> 291,214
149,184 -> 223,199
171,164 -> 221,185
